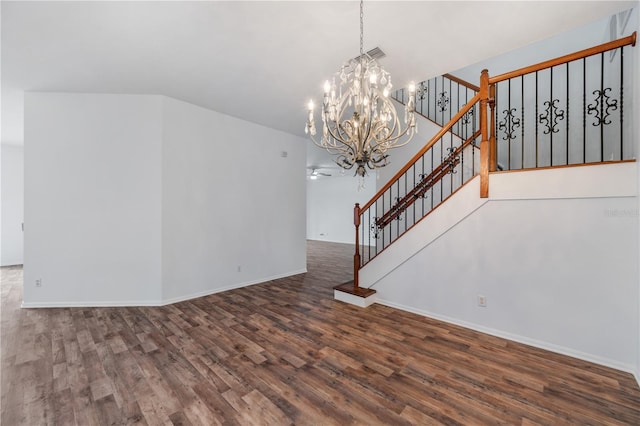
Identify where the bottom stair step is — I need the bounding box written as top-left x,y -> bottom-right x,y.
333,281 -> 377,308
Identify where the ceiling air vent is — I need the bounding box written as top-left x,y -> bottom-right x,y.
367,47 -> 386,59
354,47 -> 386,62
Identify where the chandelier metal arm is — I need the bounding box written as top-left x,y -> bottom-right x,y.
314,124 -> 357,161
375,109 -> 416,146
310,133 -> 352,156
373,122 -> 415,148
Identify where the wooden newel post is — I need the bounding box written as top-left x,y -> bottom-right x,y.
479,69 -> 490,198
353,203 -> 361,291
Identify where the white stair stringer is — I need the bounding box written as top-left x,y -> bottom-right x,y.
359,175 -> 488,289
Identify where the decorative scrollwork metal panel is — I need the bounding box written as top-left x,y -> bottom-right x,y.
498,108 -> 521,141
370,220 -> 380,240
437,91 -> 449,112
444,147 -> 460,174
416,82 -> 428,101
462,107 -> 474,125
587,88 -> 618,126
538,99 -> 565,134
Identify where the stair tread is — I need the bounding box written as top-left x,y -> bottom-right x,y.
333,281 -> 376,297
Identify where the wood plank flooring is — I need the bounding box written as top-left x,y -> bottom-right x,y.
2,240 -> 640,425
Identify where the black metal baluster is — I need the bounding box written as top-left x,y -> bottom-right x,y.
449,78 -> 453,124
362,207 -> 378,260
521,75 -> 525,169
421,155 -> 425,217
396,180 -> 401,240
508,79 -> 512,170
600,52 -> 604,162
430,146 -> 434,210
620,47 -> 624,160
440,138 -> 444,202
535,72 -> 539,167
464,87 -> 469,140
457,81 -> 460,135
361,209 -> 365,265
412,164 -> 416,228
419,80 -> 424,116
566,62 -> 569,165
381,194 -> 385,250
404,172 -> 407,234
427,79 -> 431,120
461,122 -> 465,181
550,66 -> 554,166
433,77 -> 438,123
450,133 -> 454,192
440,76 -> 444,125
583,58 -> 586,163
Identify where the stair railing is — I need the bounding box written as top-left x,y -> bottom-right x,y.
487,32 -> 637,171
354,94 -> 482,277
347,32 -> 636,294
393,73 -> 480,128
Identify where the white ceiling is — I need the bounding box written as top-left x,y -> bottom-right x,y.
2,1 -> 636,168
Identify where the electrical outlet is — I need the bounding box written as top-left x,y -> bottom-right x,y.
35,279 -> 42,287
477,295 -> 487,307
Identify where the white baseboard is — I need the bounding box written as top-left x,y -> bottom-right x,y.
21,268 -> 308,308
376,298 -> 637,377
21,299 -> 163,308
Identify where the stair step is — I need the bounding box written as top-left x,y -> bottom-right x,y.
333,281 -> 377,308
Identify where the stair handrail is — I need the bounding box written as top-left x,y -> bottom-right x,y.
443,73 -> 480,92
489,32 -> 636,84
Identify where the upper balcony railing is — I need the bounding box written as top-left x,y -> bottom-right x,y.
487,32 -> 637,171
393,73 -> 479,129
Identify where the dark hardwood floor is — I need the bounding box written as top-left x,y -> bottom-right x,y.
2,240 -> 640,425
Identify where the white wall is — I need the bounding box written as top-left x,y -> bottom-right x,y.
451,14 -> 613,84
1,144 -> 24,266
376,104 -> 444,188
369,164 -> 638,372
24,93 -> 163,306
306,174 -> 376,244
23,92 -> 307,307
160,97 -> 307,302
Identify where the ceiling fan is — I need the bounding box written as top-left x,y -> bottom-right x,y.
308,167 -> 332,179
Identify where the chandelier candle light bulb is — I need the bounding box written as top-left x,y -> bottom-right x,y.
304,0 -> 417,177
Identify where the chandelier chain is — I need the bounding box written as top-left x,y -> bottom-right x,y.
359,0 -> 364,57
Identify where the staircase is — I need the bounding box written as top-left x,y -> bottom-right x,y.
335,31 -> 637,306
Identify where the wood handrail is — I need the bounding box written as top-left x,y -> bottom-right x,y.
360,93 -> 481,212
489,31 -> 637,84
392,95 -> 476,142
443,73 -> 480,92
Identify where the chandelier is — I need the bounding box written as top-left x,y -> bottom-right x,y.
305,0 -> 417,177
